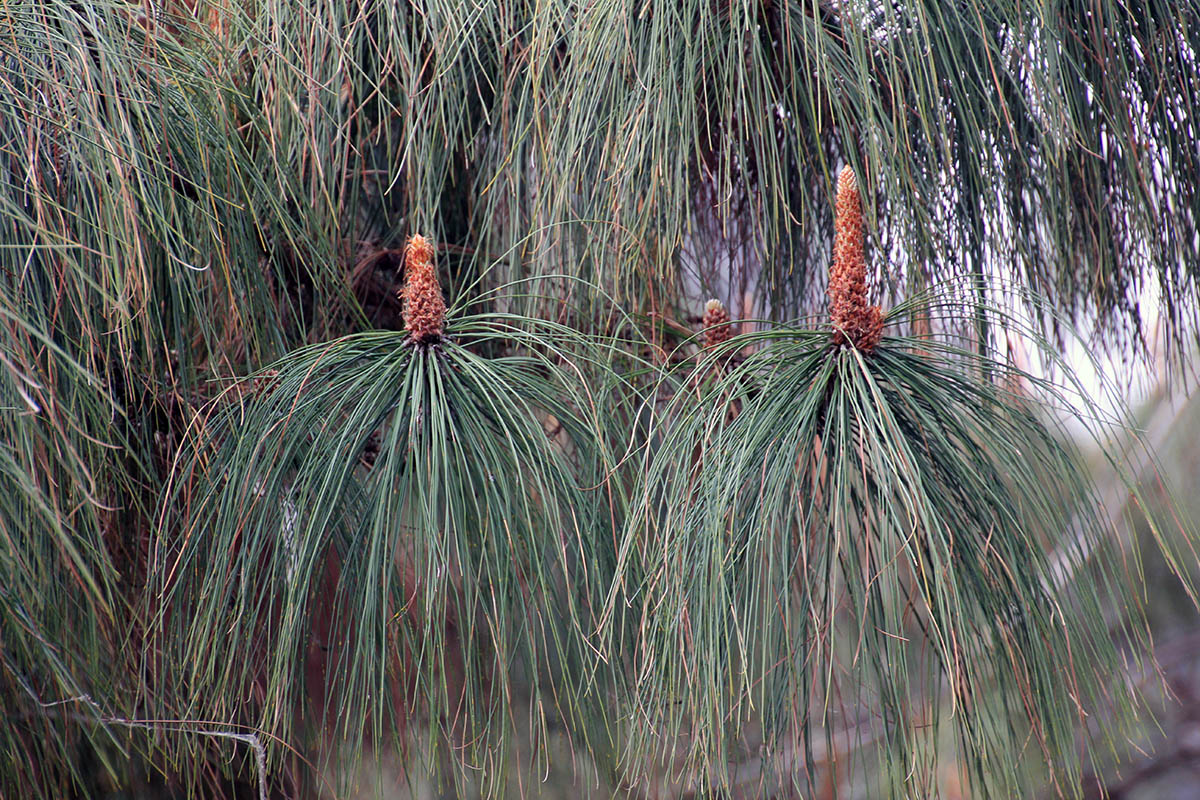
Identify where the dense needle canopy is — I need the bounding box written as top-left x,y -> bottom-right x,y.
1,1 -> 1199,798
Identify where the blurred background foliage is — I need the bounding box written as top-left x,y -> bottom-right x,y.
2,0 -> 1200,798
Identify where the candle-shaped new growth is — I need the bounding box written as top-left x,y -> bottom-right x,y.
828,166 -> 883,353
402,234 -> 446,345
702,298 -> 733,348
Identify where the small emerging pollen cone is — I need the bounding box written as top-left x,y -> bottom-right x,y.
701,299 -> 733,348
828,166 -> 884,353
402,234 -> 446,345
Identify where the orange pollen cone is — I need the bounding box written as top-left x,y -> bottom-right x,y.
828,166 -> 883,353
402,234 -> 446,345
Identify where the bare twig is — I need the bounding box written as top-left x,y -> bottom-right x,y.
18,686 -> 271,800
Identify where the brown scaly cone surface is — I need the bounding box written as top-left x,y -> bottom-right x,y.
402,234 -> 446,345
702,298 -> 733,348
828,166 -> 884,353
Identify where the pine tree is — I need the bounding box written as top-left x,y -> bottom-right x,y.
2,2 -> 1199,797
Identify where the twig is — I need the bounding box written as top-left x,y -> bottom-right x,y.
19,687 -> 271,800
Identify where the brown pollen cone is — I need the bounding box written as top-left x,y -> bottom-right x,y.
701,299 -> 733,348
402,234 -> 446,345
828,166 -> 884,353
